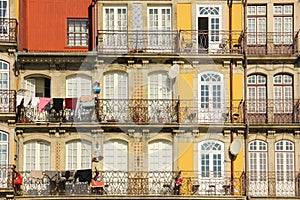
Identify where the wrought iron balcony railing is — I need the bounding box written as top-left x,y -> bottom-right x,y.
246,31 -> 299,55
0,90 -> 16,113
246,99 -> 300,124
6,170 -> 300,197
97,30 -> 299,55
17,98 -> 300,125
0,18 -> 17,42
97,30 -> 243,55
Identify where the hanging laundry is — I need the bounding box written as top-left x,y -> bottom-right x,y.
23,96 -> 31,107
31,97 -> 40,107
38,98 -> 51,112
53,98 -> 64,112
65,98 -> 78,110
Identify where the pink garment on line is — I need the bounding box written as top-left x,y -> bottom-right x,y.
38,98 -> 51,112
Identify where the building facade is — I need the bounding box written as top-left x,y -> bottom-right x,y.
0,0 -> 299,198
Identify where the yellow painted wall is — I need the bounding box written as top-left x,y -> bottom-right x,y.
233,74 -> 243,100
177,4 -> 191,30
177,143 -> 194,171
178,74 -> 193,99
232,4 -> 242,31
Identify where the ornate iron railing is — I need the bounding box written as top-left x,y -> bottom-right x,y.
0,18 -> 17,42
246,31 -> 299,55
16,170 -> 244,196
18,98 -> 300,125
97,30 -> 299,55
0,90 -> 16,113
97,30 -> 243,54
0,164 -> 14,189
246,99 -> 300,124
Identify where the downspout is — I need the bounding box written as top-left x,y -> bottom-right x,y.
93,0 -> 97,50
228,0 -> 234,195
242,0 -> 249,197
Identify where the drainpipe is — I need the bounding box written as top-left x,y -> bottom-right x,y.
93,0 -> 97,50
242,0 -> 249,197
227,0 -> 234,195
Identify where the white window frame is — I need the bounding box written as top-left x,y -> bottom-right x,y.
24,141 -> 50,171
147,6 -> 172,52
275,140 -> 295,196
248,140 -> 268,196
103,6 -> 128,50
67,18 -> 89,47
273,74 -> 293,113
247,74 -> 267,113
66,140 -> 92,170
198,72 -> 224,122
273,5 -> 293,45
0,0 -> 9,35
66,75 -> 92,98
103,140 -> 128,171
247,5 -> 267,45
0,131 -> 8,188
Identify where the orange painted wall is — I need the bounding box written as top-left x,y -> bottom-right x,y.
19,0 -> 93,52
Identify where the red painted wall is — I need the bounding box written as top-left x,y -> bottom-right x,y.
19,0 -> 93,52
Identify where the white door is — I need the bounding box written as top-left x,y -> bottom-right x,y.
104,140 -> 128,194
248,140 -> 268,196
198,140 -> 225,195
198,72 -> 225,122
0,132 -> 8,188
148,140 -> 173,194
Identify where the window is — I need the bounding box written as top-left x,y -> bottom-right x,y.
198,72 -> 224,122
67,19 -> 88,46
103,140 -> 128,171
0,1 -> 8,34
273,74 -> 293,113
147,6 -> 172,50
275,140 -> 294,196
66,75 -> 92,98
24,141 -> 50,171
148,72 -> 172,122
104,72 -> 128,99
66,140 -> 91,170
148,140 -> 172,171
248,140 -> 268,196
0,131 -> 8,187
103,6 -> 127,49
247,5 -> 267,44
273,5 -> 293,44
247,74 -> 267,113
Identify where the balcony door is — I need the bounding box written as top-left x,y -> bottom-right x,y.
147,6 -> 172,52
104,71 -> 128,122
248,140 -> 268,196
103,6 -> 128,52
0,132 -> 8,188
148,72 -> 172,123
148,140 -> 173,194
0,0 -> 8,37
198,72 -> 224,122
197,6 -> 221,53
197,140 -> 225,195
275,140 -> 295,196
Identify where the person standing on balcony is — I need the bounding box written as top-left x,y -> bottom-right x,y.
13,165 -> 22,196
174,171 -> 183,195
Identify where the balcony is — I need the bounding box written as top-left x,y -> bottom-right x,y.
97,30 -> 243,55
246,31 -> 299,55
0,90 -> 16,114
97,30 -> 299,56
0,18 -> 17,43
16,98 -> 300,126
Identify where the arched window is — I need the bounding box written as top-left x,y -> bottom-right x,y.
66,75 -> 92,98
248,140 -> 268,196
247,74 -> 267,113
103,140 -> 128,171
198,72 -> 224,122
273,74 -> 293,113
24,140 -> 50,171
66,140 -> 91,170
0,131 -> 8,166
275,140 -> 294,196
148,140 -> 172,171
198,140 -> 224,177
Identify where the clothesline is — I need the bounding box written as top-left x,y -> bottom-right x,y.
17,95 -> 95,112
